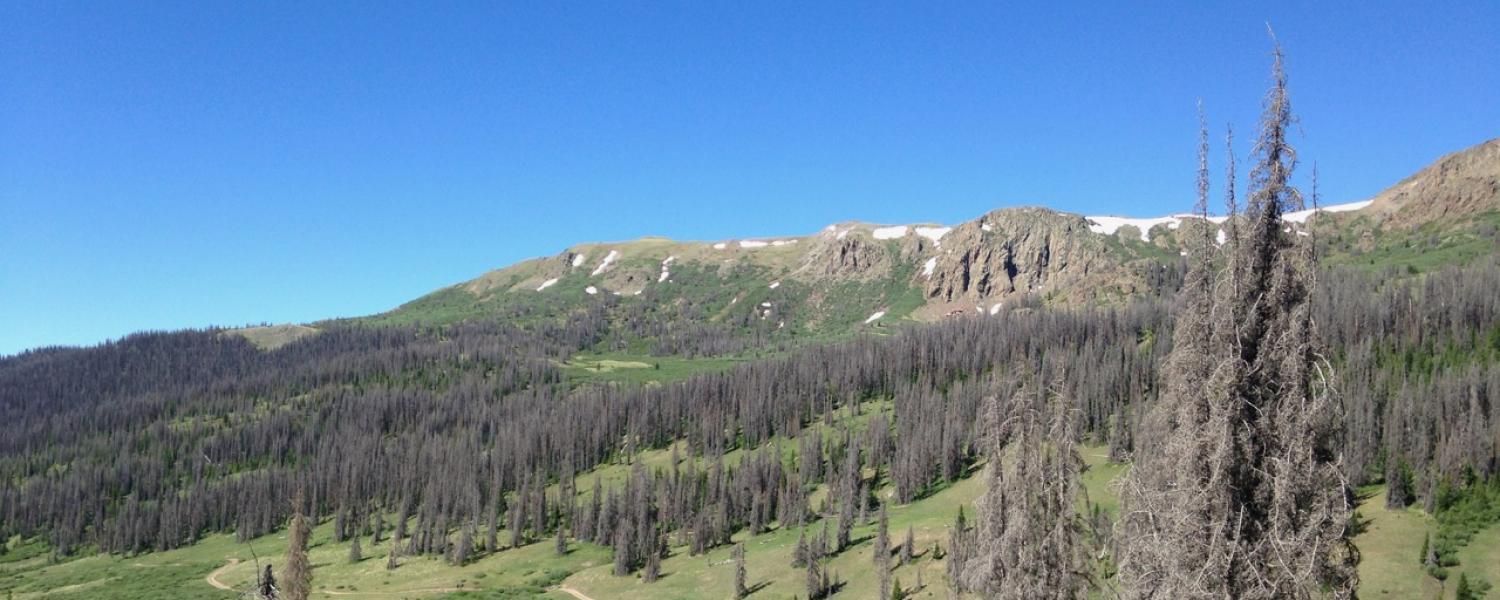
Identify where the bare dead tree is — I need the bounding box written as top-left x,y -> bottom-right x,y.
1117,36 -> 1357,599
962,380 -> 1086,599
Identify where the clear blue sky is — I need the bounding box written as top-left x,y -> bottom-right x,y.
3,2 -> 1497,355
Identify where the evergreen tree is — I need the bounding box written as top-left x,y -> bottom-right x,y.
1118,39 -> 1357,599
281,491 -> 312,600
962,382 -> 1085,598
349,535 -> 362,563
733,542 -> 748,599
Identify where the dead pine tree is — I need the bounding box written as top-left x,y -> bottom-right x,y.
280,490 -> 312,600
875,501 -> 891,600
1117,36 -> 1357,599
255,563 -> 278,599
733,542 -> 748,599
961,380 -> 1086,599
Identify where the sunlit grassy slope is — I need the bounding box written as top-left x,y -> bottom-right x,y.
4,440 -> 1495,599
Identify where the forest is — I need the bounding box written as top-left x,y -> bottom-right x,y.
3,46 -> 1499,600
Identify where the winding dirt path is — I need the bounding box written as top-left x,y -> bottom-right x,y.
555,585 -> 599,600
205,558 -> 241,591
320,588 -> 460,596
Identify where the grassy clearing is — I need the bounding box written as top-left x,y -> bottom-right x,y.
560,352 -> 757,385
0,519 -> 608,599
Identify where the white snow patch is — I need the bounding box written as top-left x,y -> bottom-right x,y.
915,226 -> 952,245
769,281 -> 781,289
535,278 -> 559,292
658,256 -> 676,282
585,286 -> 598,295
836,229 -> 850,239
771,239 -> 797,247
590,250 -> 620,276
1216,229 -> 1227,246
922,257 -> 938,278
571,254 -> 586,267
1085,216 -> 1181,242
825,224 -> 837,231
873,226 -> 909,240
863,310 -> 887,324
1283,200 -> 1373,224
981,222 -> 993,232
739,240 -> 769,249
713,242 -> 728,250
760,302 -> 772,308
729,297 -> 738,306
989,303 -> 1003,316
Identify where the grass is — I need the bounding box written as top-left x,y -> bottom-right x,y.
0,519 -> 608,599
7,438 -> 1490,599
560,352 -> 758,385
1353,486 -> 1441,599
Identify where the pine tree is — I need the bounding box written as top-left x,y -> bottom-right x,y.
962,382 -> 1085,598
875,501 -> 891,600
349,535 -> 362,563
257,563 -> 278,599
1456,572 -> 1476,600
281,491 -> 312,600
792,528 -> 809,567
900,526 -> 914,565
733,542 -> 748,599
1117,38 -> 1357,599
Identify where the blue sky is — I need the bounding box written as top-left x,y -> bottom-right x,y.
3,2 -> 1497,355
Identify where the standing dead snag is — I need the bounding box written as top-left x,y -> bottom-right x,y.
280,490 -> 312,600
1117,38 -> 1357,599
961,380 -> 1086,599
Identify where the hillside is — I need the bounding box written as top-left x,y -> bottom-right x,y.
351,138 -> 1500,353
2,137 -> 1499,600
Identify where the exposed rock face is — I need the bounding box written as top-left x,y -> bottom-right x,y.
1369,138 -> 1499,228
923,207 -> 1114,304
795,227 -> 894,280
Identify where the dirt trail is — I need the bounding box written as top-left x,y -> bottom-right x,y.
205,558 -> 241,591
320,588 -> 459,596
555,585 -> 599,600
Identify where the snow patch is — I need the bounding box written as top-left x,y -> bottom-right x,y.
590,250 -> 620,276
535,278 -> 558,292
863,310 -> 887,324
922,257 -> 938,278
1216,229 -> 1227,246
989,303 -> 1003,316
585,286 -> 598,295
1283,200 -> 1372,224
760,302 -> 772,308
769,281 -> 781,289
1085,216 -> 1181,242
836,229 -> 850,240
771,239 -> 797,247
739,240 -> 769,249
873,226 -> 909,240
571,254 -> 586,267
658,256 -> 676,283
713,242 -> 728,250
914,226 -> 951,245
981,222 -> 993,232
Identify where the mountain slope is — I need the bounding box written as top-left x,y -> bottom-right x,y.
355,137 -> 1499,347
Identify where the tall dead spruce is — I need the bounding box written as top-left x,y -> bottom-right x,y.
960,380 -> 1085,599
1117,40 -> 1357,599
